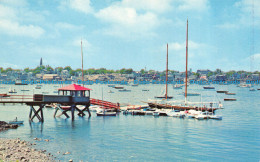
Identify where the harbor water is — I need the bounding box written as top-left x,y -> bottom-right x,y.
0,84 -> 260,161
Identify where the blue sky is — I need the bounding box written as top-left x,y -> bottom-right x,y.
0,0 -> 259,72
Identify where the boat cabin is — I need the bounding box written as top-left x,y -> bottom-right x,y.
57,84 -> 91,103
34,84 -> 92,104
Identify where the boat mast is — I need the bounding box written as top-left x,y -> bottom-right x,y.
81,39 -> 84,86
166,43 -> 168,100
185,19 -> 188,104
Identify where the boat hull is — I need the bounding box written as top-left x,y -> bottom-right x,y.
96,112 -> 116,116
148,103 -> 220,112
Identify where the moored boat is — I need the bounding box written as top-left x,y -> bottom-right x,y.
0,93 -> 10,97
224,98 -> 236,101
35,86 -> 41,89
155,95 -> 173,99
9,117 -> 24,124
96,109 -> 116,116
184,92 -> 200,96
9,88 -> 17,93
209,114 -> 222,120
114,86 -> 124,89
217,90 -> 228,93
118,89 -> 131,92
203,86 -> 215,89
173,85 -> 183,89
142,89 -> 149,91
225,92 -> 236,95
108,90 -> 114,93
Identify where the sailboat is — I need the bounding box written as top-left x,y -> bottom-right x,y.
9,87 -> 17,93
155,44 -> 173,99
148,19 -> 223,113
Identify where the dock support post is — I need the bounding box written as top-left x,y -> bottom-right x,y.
29,105 -> 33,120
29,104 -> 44,122
86,104 -> 91,117
71,105 -> 75,120
40,104 -> 44,122
54,107 -> 59,117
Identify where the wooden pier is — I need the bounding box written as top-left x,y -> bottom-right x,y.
0,84 -> 120,122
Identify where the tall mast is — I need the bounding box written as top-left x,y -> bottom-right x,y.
185,19 -> 188,104
166,43 -> 168,100
81,39 -> 84,86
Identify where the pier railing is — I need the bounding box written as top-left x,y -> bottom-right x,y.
90,98 -> 120,109
0,95 -> 33,103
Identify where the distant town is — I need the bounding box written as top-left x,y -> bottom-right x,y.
0,58 -> 259,84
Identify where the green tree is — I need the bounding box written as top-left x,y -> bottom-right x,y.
64,66 -> 72,72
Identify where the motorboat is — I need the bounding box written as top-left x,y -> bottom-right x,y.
184,92 -> 200,96
35,86 -> 41,89
225,92 -> 236,95
203,86 -> 215,89
195,112 -> 209,120
166,110 -> 185,118
118,89 -> 131,92
153,111 -> 160,116
209,115 -> 222,120
142,89 -> 149,91
89,105 -> 102,112
154,95 -> 173,99
108,90 -> 114,93
114,86 -> 124,89
9,118 -> 24,124
96,109 -> 116,116
249,88 -> 256,91
45,104 -> 56,108
216,90 -> 228,93
224,98 -> 237,101
186,110 -> 202,118
21,89 -> 30,91
173,85 -> 183,89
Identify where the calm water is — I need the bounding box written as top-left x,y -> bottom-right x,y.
0,83 -> 260,161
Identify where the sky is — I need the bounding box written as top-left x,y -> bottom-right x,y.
0,0 -> 259,72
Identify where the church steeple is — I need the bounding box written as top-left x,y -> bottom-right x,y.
40,57 -> 43,66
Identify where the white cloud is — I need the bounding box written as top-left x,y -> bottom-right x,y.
0,3 -> 45,38
0,19 -> 44,38
219,0 -> 260,28
72,38 -> 92,49
216,23 -> 239,29
55,22 -> 83,30
0,4 -> 16,19
0,0 -> 28,7
175,0 -> 209,12
168,41 -> 204,51
95,3 -> 161,38
121,0 -> 172,13
235,0 -> 260,18
1,63 -> 19,69
69,0 -> 93,14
